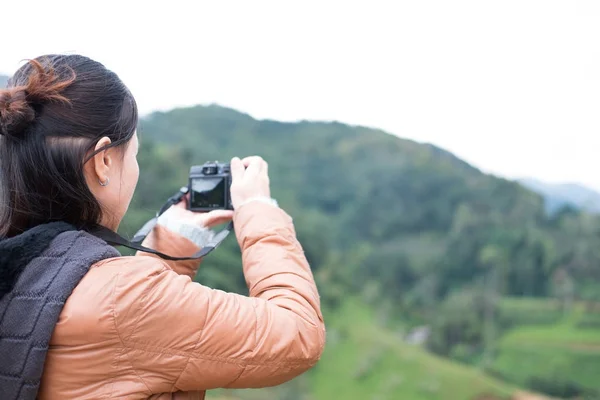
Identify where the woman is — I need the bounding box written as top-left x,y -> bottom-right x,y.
0,55 -> 325,399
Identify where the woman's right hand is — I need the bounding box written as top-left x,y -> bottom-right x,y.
230,156 -> 271,210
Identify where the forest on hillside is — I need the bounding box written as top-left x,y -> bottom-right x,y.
119,105 -> 600,400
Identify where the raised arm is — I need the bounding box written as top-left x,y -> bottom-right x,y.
113,200 -> 325,392
115,156 -> 325,393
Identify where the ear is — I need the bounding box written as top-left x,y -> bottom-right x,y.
92,137 -> 113,184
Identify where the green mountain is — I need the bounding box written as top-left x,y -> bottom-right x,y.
122,104 -> 600,400
518,178 -> 600,215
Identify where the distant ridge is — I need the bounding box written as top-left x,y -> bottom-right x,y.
518,177 -> 600,214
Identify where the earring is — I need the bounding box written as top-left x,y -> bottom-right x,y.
99,177 -> 110,186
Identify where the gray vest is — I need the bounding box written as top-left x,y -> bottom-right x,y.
0,222 -> 119,400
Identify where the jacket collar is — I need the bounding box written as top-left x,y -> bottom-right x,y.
0,222 -> 75,301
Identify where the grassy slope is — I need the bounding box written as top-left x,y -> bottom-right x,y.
310,299 -> 517,400
493,298 -> 600,395
207,298 -> 523,400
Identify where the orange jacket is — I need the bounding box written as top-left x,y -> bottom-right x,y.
38,201 -> 326,399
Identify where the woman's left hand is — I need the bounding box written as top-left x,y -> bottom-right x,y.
167,197 -> 234,229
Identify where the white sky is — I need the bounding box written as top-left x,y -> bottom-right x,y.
1,0 -> 599,190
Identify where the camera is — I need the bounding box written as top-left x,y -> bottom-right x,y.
188,161 -> 233,211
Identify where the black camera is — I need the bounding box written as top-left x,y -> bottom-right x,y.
188,161 -> 233,211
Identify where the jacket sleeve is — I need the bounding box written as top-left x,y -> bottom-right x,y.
135,223 -> 203,278
113,201 -> 326,393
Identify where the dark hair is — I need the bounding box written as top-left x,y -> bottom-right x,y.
0,54 -> 138,237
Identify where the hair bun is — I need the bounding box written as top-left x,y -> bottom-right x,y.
0,59 -> 75,138
0,89 -> 35,137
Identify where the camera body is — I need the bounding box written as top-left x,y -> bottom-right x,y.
188,161 -> 233,212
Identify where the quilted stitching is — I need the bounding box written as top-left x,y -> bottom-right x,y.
0,229 -> 119,400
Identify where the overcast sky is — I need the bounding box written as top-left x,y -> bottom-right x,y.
1,0 -> 599,190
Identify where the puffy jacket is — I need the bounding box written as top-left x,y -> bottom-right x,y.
38,201 -> 326,399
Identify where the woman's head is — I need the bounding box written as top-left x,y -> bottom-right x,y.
0,54 -> 139,237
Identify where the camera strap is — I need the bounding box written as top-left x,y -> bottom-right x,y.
89,187 -> 233,261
